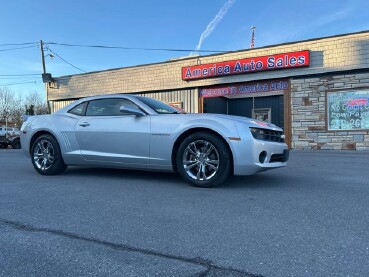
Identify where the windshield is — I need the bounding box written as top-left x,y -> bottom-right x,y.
136,96 -> 184,114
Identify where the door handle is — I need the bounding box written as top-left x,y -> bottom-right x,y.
79,122 -> 90,127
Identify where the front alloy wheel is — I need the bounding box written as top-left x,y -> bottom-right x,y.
183,140 -> 220,181
176,132 -> 231,188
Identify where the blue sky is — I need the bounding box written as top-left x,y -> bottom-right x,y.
1,0 -> 368,96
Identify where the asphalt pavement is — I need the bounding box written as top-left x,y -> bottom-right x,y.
0,149 -> 368,277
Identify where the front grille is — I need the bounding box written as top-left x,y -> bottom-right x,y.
270,154 -> 284,162
250,128 -> 285,143
270,150 -> 289,163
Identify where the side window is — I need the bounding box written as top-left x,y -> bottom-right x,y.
86,98 -> 139,116
68,102 -> 87,116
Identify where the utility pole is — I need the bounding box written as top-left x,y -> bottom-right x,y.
40,40 -> 52,114
250,26 -> 256,49
4,92 -> 8,139
40,40 -> 46,74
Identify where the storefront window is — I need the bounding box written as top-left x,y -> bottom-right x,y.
327,90 -> 369,131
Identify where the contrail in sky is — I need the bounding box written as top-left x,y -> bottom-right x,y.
194,0 -> 236,53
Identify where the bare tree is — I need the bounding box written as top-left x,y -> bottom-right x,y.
10,93 -> 24,127
0,87 -> 16,129
25,91 -> 49,115
0,88 -> 48,128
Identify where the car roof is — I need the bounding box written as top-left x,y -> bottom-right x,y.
54,94 -> 156,115
76,93 -> 138,102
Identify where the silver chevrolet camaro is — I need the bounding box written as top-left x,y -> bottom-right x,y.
21,94 -> 289,187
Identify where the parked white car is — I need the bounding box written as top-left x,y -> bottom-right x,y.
0,126 -> 20,137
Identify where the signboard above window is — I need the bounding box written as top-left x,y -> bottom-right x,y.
182,50 -> 310,81
199,79 -> 289,98
327,90 -> 369,131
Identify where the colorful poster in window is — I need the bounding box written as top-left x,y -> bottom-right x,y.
327,90 -> 369,131
169,102 -> 186,113
252,108 -> 271,123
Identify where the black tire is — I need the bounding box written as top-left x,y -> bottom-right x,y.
176,132 -> 231,188
12,138 -> 21,149
31,134 -> 67,175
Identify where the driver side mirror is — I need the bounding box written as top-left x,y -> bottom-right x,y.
119,105 -> 146,117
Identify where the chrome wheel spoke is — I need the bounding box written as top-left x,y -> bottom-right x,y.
195,164 -> 207,180
184,160 -> 199,170
41,158 -> 48,170
206,159 -> 219,166
48,155 -> 54,163
37,142 -> 45,152
204,142 -> 214,157
35,157 -> 43,164
182,139 -> 220,181
46,144 -> 53,153
190,142 -> 198,152
186,143 -> 197,156
201,164 -> 207,179
206,162 -> 218,171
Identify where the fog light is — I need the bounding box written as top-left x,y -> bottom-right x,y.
259,151 -> 267,163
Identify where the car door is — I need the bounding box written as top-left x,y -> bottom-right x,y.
75,98 -> 150,165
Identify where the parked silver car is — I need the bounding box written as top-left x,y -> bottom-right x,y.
21,94 -> 288,187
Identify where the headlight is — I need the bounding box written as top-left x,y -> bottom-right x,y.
250,127 -> 265,140
249,127 -> 285,142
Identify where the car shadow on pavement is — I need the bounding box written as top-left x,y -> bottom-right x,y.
64,166 -> 183,183
225,174 -> 290,189
63,166 -> 293,190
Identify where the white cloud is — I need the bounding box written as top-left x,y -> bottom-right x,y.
193,0 -> 236,53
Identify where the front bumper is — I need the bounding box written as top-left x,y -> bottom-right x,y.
230,137 -> 289,176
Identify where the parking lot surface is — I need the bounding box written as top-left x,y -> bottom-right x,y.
0,149 -> 368,276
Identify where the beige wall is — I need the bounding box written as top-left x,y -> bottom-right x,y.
48,31 -> 369,101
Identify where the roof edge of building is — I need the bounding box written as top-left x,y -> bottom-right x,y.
53,29 -> 369,80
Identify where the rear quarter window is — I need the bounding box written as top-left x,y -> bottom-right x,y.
68,102 -> 87,116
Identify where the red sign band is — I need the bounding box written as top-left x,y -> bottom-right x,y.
182,50 -> 310,81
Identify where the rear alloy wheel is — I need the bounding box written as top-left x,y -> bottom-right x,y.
31,134 -> 67,175
176,132 -> 231,188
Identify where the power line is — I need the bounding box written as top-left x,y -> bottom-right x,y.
0,76 -> 41,79
0,81 -> 38,86
0,42 -> 38,47
0,73 -> 42,79
0,41 -> 227,53
46,42 -> 226,53
0,81 -> 37,86
0,45 -> 38,52
47,47 -> 86,73
0,74 -> 40,76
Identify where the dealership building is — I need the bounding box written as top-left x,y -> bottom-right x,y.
46,31 -> 369,150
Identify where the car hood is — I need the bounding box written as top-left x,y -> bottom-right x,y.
180,113 -> 283,131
